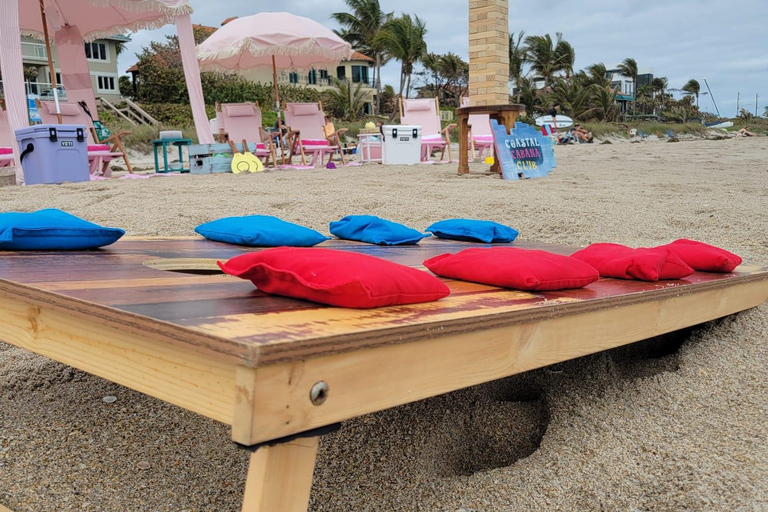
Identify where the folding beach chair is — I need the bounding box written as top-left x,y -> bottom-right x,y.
666,129 -> 679,142
637,130 -> 650,140
400,98 -> 455,162
0,102 -> 14,168
36,100 -> 133,176
284,102 -> 346,166
460,97 -> 493,162
215,102 -> 277,166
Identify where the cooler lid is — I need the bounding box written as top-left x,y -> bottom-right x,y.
14,124 -> 89,137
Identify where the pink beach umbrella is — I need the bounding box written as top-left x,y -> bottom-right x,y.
0,0 -> 213,182
197,12 -> 353,162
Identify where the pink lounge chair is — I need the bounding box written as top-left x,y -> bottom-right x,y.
399,98 -> 455,162
460,97 -> 494,162
284,102 -> 346,167
36,100 -> 133,176
0,105 -> 14,168
215,102 -> 277,166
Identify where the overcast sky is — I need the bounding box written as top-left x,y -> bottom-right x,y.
119,0 -> 768,117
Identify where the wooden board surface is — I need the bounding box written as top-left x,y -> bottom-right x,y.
1,237 -> 766,368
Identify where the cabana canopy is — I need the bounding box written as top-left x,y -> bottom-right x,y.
0,0 -> 213,184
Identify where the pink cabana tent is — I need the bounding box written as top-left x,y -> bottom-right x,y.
0,0 -> 214,183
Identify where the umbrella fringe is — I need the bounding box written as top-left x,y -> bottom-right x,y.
82,0 -> 193,15
198,39 -> 353,72
21,15 -> 178,43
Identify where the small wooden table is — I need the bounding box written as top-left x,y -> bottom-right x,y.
152,138 -> 193,173
456,104 -> 525,175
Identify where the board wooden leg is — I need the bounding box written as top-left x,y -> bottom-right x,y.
457,114 -> 470,174
241,437 -> 319,512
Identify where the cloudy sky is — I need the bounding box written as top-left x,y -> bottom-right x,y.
120,0 -> 768,116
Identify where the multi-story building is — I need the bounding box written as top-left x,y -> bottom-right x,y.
0,35 -> 129,104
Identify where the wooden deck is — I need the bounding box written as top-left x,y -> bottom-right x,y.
1,237 -> 766,511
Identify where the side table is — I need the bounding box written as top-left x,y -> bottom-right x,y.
455,104 -> 525,176
357,132 -> 382,164
152,138 -> 193,173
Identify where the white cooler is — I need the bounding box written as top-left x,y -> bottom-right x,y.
382,125 -> 422,165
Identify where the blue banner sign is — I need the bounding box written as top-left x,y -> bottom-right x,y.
490,120 -> 556,180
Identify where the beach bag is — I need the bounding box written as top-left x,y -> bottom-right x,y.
78,101 -> 111,142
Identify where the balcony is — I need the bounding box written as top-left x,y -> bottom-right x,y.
277,73 -> 374,89
0,80 -> 67,100
21,42 -> 48,62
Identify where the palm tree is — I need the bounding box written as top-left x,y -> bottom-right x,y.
616,58 -> 638,113
374,14 -> 428,99
332,0 -> 393,114
681,79 -> 700,106
509,31 -> 526,101
325,78 -> 374,121
585,62 -> 609,87
524,32 -> 573,86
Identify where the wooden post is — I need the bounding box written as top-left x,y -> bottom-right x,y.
241,437 -> 319,512
468,0 -> 509,106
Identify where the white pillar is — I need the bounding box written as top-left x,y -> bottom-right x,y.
0,0 -> 31,184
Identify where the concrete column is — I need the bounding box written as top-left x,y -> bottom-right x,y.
468,0 -> 509,106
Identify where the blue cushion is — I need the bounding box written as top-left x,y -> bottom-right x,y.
425,219 -> 519,243
0,209 -> 125,250
195,215 -> 330,247
329,215 -> 429,245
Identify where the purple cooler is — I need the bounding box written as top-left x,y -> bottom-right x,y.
15,124 -> 89,185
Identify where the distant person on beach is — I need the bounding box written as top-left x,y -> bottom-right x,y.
571,123 -> 594,143
548,103 -> 561,133
737,126 -> 755,137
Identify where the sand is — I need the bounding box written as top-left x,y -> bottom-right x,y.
0,136 -> 766,511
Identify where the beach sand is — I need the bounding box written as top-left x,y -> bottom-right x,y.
0,137 -> 766,511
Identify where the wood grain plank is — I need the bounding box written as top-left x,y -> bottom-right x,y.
234,277 -> 768,444
0,291 -> 239,424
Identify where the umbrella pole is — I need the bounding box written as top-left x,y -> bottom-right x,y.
272,55 -> 285,165
39,0 -> 62,124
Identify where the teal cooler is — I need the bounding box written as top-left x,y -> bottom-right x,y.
15,124 -> 90,185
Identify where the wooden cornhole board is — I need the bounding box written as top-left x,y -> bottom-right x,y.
0,237 -> 766,511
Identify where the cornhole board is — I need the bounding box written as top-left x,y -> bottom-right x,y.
0,237 -> 766,511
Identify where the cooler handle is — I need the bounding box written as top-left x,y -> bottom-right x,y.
19,143 -> 34,163
48,127 -> 58,142
392,128 -> 397,138
76,128 -> 85,143
412,128 -> 418,138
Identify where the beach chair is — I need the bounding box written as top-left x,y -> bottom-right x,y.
0,103 -> 14,168
283,102 -> 346,166
215,102 -> 277,166
400,98 -> 455,162
666,129 -> 679,142
637,130 -> 650,140
460,97 -> 494,162
36,100 -> 133,176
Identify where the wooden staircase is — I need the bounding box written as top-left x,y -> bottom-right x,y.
98,97 -> 159,126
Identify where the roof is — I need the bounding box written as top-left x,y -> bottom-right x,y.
349,51 -> 373,63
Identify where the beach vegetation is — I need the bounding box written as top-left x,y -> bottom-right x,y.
332,0 -> 393,115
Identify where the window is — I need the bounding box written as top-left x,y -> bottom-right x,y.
351,65 -> 369,84
55,72 -> 62,84
319,69 -> 328,79
96,75 -> 116,92
336,66 -> 346,80
85,42 -> 108,61
289,72 -> 298,84
308,69 -> 317,85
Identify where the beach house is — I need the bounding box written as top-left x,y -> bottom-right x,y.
0,35 -> 129,104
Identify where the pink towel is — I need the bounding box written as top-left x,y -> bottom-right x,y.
300,139 -> 329,146
0,148 -> 13,155
88,144 -> 111,152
